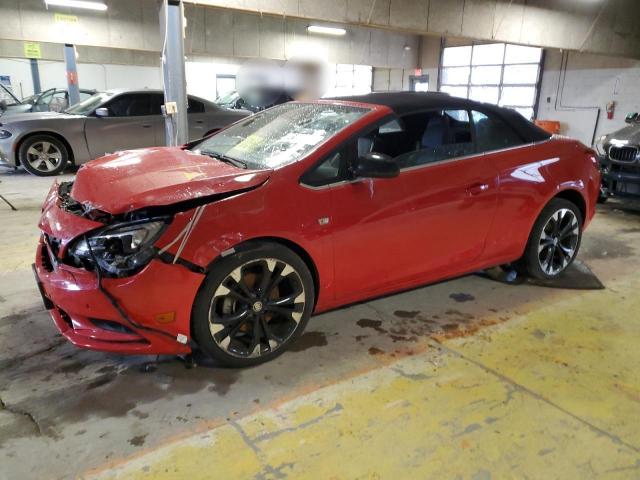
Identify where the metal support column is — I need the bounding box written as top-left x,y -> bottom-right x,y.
30,59 -> 41,95
63,44 -> 80,106
159,0 -> 188,146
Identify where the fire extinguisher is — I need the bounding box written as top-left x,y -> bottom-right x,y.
606,101 -> 616,120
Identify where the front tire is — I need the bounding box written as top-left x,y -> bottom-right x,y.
19,134 -> 69,176
192,242 -> 315,367
522,198 -> 583,280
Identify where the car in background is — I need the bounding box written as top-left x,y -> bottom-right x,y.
214,89 -> 292,113
33,92 -> 599,366
0,89 -> 250,176
0,86 -> 98,116
596,113 -> 640,201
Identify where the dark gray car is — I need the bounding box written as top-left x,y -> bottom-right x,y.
0,89 -> 249,176
597,113 -> 640,200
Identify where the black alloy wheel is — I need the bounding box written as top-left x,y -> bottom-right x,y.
523,198 -> 583,280
192,243 -> 314,367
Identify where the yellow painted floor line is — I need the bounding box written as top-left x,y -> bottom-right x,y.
85,273 -> 640,480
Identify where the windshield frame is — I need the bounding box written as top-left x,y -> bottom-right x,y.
64,91 -> 116,116
191,101 -> 372,171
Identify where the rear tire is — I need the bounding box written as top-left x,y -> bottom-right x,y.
192,242 -> 315,367
522,198 -> 583,280
19,134 -> 69,176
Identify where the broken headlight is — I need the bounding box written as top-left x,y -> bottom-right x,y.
68,219 -> 168,277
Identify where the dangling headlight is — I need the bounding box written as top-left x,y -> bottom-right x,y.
68,219 -> 168,277
595,135 -> 607,157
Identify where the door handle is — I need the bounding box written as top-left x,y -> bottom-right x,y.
142,124 -> 152,128
466,183 -> 490,196
195,120 -> 204,124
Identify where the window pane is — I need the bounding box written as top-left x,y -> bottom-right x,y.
395,110 -> 474,169
379,119 -> 403,134
513,107 -> 534,120
354,65 -> 372,89
442,46 -> 472,66
500,86 -> 536,107
302,151 -> 343,186
336,68 -> 353,88
470,65 -> 502,85
503,64 -> 539,84
469,86 -> 500,104
441,67 -> 470,85
472,43 -> 505,65
440,85 -> 468,98
505,44 -> 542,64
472,110 -> 524,152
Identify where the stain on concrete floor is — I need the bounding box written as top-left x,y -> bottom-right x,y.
2,178 -> 640,479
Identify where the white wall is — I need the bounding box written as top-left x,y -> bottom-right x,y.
0,58 -> 163,98
0,58 -> 33,98
185,59 -> 241,102
537,50 -> 640,145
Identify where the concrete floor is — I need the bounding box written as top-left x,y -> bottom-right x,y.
1,167 -> 639,480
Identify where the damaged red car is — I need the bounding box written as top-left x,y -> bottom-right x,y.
34,92 -> 600,367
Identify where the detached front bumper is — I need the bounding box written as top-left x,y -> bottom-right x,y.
34,234 -> 205,355
600,158 -> 640,198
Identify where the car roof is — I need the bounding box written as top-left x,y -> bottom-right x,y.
104,88 -> 212,104
328,91 -> 551,143
329,91 -> 465,115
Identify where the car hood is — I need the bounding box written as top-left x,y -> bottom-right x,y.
0,111 -> 83,124
605,124 -> 640,146
0,104 -> 32,117
70,147 -> 272,214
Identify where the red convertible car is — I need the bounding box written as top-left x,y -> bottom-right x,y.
34,92 -> 600,366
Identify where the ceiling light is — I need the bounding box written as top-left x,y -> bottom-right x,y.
307,25 -> 347,36
45,0 -> 108,11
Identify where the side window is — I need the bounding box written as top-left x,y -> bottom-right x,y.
188,97 -> 205,113
472,110 -> 524,152
395,109 -> 474,169
49,91 -> 68,112
358,118 -> 414,159
104,94 -> 151,117
79,91 -> 93,101
301,150 -> 346,187
150,94 -> 164,115
36,90 -> 54,106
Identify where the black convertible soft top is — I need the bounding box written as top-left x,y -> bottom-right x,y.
330,91 -> 551,144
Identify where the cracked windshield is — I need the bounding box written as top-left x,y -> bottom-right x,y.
194,102 -> 369,169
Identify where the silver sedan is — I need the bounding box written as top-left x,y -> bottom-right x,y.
0,89 -> 250,176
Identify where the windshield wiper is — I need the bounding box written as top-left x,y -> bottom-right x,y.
199,150 -> 247,169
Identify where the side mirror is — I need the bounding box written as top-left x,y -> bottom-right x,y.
95,107 -> 109,118
353,152 -> 399,179
625,112 -> 639,124
0,99 -> 6,113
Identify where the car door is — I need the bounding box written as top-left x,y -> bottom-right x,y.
326,109 -> 499,301
84,93 -> 161,158
32,88 -> 55,112
187,97 -> 209,140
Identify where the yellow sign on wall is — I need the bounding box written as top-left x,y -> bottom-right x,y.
23,42 -> 42,59
54,13 -> 78,23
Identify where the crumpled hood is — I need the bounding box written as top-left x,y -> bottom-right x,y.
70,147 -> 271,214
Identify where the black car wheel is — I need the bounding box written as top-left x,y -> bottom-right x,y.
19,134 -> 69,176
192,242 -> 315,367
523,198 -> 583,280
